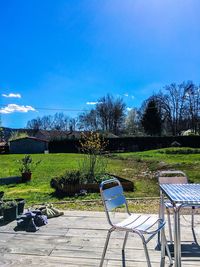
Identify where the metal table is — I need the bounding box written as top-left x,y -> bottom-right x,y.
160,183 -> 200,267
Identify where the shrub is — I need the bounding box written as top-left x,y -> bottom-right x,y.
95,173 -> 115,183
51,170 -> 81,188
79,132 -> 108,183
50,170 -> 86,196
159,148 -> 200,154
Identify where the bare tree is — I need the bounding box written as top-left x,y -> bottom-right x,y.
27,113 -> 73,131
96,94 -> 126,134
78,109 -> 99,131
185,82 -> 200,133
96,95 -> 111,131
52,113 -> 69,130
78,94 -> 126,134
154,83 -> 188,135
27,117 -> 42,130
40,115 -> 53,130
112,98 -> 126,134
125,108 -> 140,135
69,118 -> 78,131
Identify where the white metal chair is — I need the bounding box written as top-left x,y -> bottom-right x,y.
158,170 -> 195,244
100,178 -> 172,267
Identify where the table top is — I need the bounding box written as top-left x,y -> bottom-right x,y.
160,183 -> 200,205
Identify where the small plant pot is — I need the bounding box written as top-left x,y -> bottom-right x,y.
15,198 -> 25,215
3,206 -> 17,222
22,172 -> 32,182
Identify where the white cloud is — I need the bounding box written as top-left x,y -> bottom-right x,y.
0,104 -> 36,114
86,101 -> 99,105
127,107 -> 132,111
122,93 -> 134,99
2,93 -> 21,98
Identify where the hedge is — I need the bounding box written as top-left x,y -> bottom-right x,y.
48,136 -> 200,153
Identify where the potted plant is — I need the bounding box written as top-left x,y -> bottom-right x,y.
1,200 -> 17,222
18,155 -> 41,182
0,198 -> 25,216
15,198 -> 25,215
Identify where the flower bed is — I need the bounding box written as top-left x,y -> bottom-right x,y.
51,174 -> 134,196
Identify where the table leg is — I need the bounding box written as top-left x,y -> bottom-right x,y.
160,190 -> 165,220
174,205 -> 181,267
156,190 -> 165,249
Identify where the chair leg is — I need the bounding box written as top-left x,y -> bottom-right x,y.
166,208 -> 173,244
191,206 -> 198,245
99,229 -> 112,267
192,206 -> 195,231
122,232 -> 129,251
163,230 -> 173,266
141,237 -> 152,267
160,228 -> 165,267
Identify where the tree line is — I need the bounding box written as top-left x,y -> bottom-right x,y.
26,81 -> 200,136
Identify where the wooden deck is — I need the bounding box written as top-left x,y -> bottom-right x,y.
0,211 -> 200,266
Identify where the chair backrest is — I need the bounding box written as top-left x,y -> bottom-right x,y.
100,178 -> 129,226
157,170 -> 188,184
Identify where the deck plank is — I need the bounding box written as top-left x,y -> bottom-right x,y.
0,211 -> 200,266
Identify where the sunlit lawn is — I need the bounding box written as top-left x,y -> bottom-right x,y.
0,153 -> 127,204
118,147 -> 200,182
0,148 -> 200,211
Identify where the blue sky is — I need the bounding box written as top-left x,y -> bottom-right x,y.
1,0 -> 200,128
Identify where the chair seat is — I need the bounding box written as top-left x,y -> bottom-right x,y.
115,214 -> 162,234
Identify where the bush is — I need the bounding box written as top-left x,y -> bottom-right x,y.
79,132 -> 108,183
50,169 -> 106,189
50,171 -> 134,197
50,170 -> 103,196
159,148 -> 200,154
50,170 -> 81,189
95,173 -> 114,183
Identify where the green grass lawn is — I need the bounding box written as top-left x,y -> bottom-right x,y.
117,147 -> 200,182
0,153 -> 127,204
0,148 -> 200,211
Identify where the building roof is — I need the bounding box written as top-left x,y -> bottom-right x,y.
2,127 -> 119,142
9,136 -> 49,143
36,130 -> 71,140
